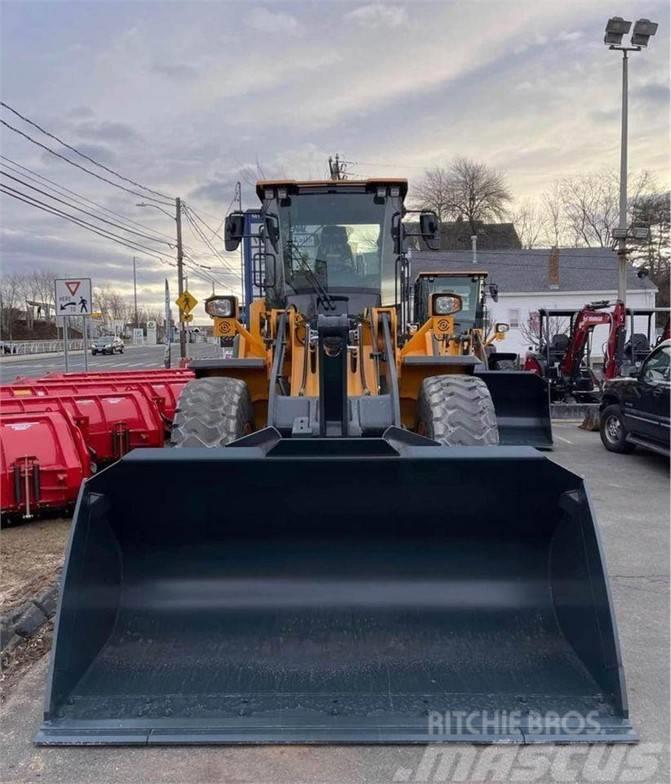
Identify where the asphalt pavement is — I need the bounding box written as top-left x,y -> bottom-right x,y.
0,424 -> 669,784
0,343 -> 219,382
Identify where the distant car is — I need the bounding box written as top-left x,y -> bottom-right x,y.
92,336 -> 124,355
600,339 -> 670,457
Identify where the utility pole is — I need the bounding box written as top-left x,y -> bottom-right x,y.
132,256 -> 139,328
328,154 -> 347,181
175,196 -> 186,359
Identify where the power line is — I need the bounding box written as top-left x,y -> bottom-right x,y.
0,154 -> 180,244
0,170 -> 174,248
188,203 -> 226,241
183,205 -> 241,276
1,118 -> 173,206
0,184 -> 170,262
1,101 -> 173,202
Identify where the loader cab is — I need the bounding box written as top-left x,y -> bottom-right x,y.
254,180 -> 406,316
413,271 -> 487,333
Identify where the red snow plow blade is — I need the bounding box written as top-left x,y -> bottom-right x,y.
0,410 -> 90,519
1,390 -> 163,464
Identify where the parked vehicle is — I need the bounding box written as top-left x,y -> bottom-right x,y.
91,335 -> 124,355
600,339 -> 670,456
523,302 -> 625,402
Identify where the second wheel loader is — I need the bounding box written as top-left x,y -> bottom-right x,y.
39,178 -> 633,745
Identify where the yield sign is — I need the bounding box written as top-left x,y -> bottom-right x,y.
65,281 -> 81,295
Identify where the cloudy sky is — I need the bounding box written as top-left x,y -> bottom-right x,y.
1,0 -> 668,320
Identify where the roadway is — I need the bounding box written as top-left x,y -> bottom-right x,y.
0,343 -> 220,382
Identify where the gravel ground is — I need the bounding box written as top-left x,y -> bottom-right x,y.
1,518 -> 70,701
0,518 -> 70,616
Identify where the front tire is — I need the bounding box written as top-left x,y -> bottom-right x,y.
417,375 -> 499,446
171,377 -> 254,447
600,404 -> 635,453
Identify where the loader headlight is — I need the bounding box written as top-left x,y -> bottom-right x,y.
495,322 -> 510,333
432,293 -> 462,316
205,295 -> 237,318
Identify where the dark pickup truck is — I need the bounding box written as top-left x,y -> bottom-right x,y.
600,340 -> 670,457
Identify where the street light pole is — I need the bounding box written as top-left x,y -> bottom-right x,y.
616,49 -> 629,305
132,256 -> 139,328
175,196 -> 187,360
604,16 -> 658,308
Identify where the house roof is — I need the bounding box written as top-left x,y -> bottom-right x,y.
406,220 -> 521,250
409,247 -> 657,294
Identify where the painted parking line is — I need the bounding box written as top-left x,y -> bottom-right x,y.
555,434 -> 573,445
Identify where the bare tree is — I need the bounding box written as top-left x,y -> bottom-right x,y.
445,158 -> 512,234
512,200 -> 547,249
519,311 -> 569,351
412,166 -> 453,222
541,182 -> 565,247
413,158 -> 512,231
558,171 -> 652,248
0,273 -> 23,340
93,285 -> 130,321
630,190 -> 670,308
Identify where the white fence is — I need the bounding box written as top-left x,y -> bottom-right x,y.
0,339 -> 86,356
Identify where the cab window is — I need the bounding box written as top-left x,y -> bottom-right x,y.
641,346 -> 670,384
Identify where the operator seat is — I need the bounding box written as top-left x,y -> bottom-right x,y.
547,333 -> 570,362
315,226 -> 354,277
624,333 -> 651,363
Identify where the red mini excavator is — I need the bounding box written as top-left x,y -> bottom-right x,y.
523,301 -> 626,401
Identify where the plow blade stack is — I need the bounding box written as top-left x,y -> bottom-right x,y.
477,370 -> 553,449
1,391 -> 164,464
2,378 -> 188,423
38,431 -> 631,744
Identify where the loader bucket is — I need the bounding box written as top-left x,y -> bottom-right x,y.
476,370 -> 553,449
38,430 -> 633,745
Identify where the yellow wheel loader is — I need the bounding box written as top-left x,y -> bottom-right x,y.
39,179 -> 633,745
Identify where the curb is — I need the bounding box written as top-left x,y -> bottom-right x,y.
1,584 -> 59,651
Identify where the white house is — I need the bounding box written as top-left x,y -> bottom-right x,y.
410,248 -> 658,360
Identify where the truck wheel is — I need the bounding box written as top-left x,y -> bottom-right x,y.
600,404 -> 635,453
171,377 -> 254,447
417,375 -> 499,446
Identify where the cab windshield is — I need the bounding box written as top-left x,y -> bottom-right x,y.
276,190 -> 394,292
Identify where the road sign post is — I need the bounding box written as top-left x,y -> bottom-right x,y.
54,278 -> 93,373
63,317 -> 69,373
82,317 -> 89,371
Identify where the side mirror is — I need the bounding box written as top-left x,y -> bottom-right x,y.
495,322 -> 510,333
224,212 -> 245,251
488,284 -> 499,302
419,211 -> 439,241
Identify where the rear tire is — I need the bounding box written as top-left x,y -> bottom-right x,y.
600,404 -> 635,453
171,377 -> 254,447
417,375 -> 499,446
